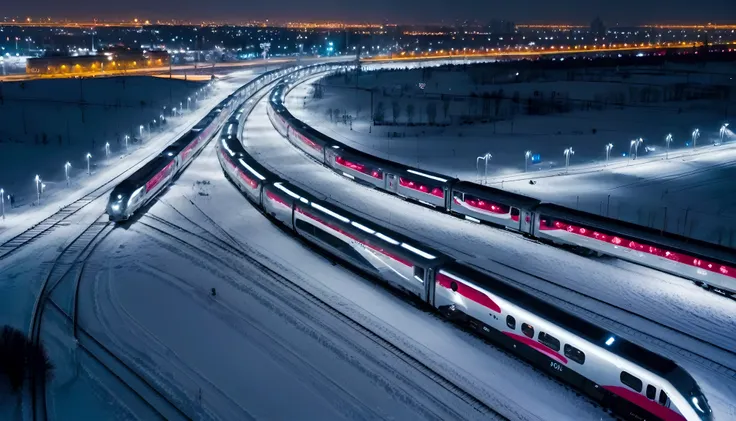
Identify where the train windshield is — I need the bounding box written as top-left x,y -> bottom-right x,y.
689,390 -> 712,418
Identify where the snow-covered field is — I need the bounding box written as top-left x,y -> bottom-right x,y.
0,74 -> 231,206
0,71 -> 258,245
286,62 -> 736,245
243,92 -> 736,419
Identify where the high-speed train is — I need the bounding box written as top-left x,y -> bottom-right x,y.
104,63 -> 326,222
216,119 -> 713,421
267,82 -> 736,299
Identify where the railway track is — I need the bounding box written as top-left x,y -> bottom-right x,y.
28,215 -> 114,421
137,209 -> 513,421
0,90 -> 225,260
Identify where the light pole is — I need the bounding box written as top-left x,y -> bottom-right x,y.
605,143 -> 613,165
41,183 -> 46,200
720,123 -> 729,143
172,107 -> 177,117
692,129 -> 700,149
665,134 -> 673,159
630,138 -> 642,161
1,188 -> 4,220
35,175 -> 40,205
525,150 -> 532,172
65,162 -> 71,186
187,97 -> 191,110
139,125 -> 144,138
105,142 -> 110,159
475,153 -> 492,184
564,147 -> 574,173
86,153 -> 92,175
124,135 -> 129,152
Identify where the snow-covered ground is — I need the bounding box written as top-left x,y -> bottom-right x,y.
286,62 -> 736,245
48,130 -> 611,420
243,93 -> 736,419
0,71 -> 258,244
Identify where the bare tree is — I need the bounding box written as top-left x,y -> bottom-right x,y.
406,103 -> 415,124
391,100 -> 400,124
426,102 -> 437,125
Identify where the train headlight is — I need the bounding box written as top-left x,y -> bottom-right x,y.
111,203 -> 121,212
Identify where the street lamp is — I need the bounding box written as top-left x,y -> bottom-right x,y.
665,134 -> 673,159
475,152 -> 492,184
35,175 -> 40,205
720,123 -> 729,143
605,143 -> 613,165
172,107 -> 177,117
105,142 -> 110,159
1,188 -> 4,220
525,150 -> 532,173
65,162 -> 71,186
187,97 -> 191,110
41,183 -> 46,199
124,135 -> 130,151
86,153 -> 92,175
139,125 -> 144,138
564,147 -> 574,173
692,129 -> 700,149
630,138 -> 642,161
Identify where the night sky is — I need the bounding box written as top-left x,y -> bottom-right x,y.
4,0 -> 735,24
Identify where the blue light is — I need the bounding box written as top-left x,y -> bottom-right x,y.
531,154 -> 541,163
605,336 -> 615,346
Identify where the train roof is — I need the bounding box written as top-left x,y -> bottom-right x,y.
268,179 -> 447,267
441,261 -> 679,376
162,130 -> 198,157
536,203 -> 736,265
221,135 -> 279,184
452,181 -> 543,208
112,155 -> 175,192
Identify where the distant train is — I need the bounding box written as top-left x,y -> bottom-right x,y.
217,111 -> 714,421
266,82 -> 736,299
105,63 -> 332,222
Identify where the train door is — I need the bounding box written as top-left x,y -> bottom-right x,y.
385,173 -> 398,193
520,209 -> 534,234
424,268 -> 436,306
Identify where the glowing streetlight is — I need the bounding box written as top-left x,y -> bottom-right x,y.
105,142 -> 110,159
34,175 -> 40,205
476,152 -> 492,184
41,183 -> 46,199
139,125 -> 144,138
124,135 -> 130,151
605,143 -> 613,165
692,129 -> 700,149
172,107 -> 177,116
1,188 -> 4,220
525,150 -> 532,172
564,147 -> 574,172
65,162 -> 71,186
720,123 -> 729,143
86,153 -> 92,175
665,134 -> 673,159
630,138 -> 643,161
187,97 -> 191,109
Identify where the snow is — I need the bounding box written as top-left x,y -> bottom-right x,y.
57,136 -> 610,420
0,70 -> 258,244
286,62 -> 736,245
242,92 -> 736,419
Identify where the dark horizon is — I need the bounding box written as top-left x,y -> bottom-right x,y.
3,0 -> 735,27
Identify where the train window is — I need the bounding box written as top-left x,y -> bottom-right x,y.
506,315 -> 516,330
646,385 -> 656,400
563,344 -> 586,365
521,323 -> 534,338
511,208 -> 520,217
538,332 -> 560,352
620,372 -> 643,393
658,390 -> 668,406
413,266 -> 425,283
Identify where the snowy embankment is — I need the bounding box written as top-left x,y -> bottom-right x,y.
287,62 -> 736,246
243,94 -> 736,419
